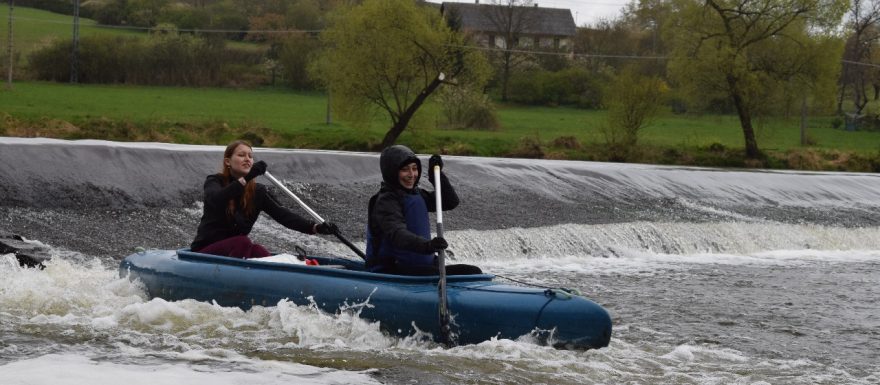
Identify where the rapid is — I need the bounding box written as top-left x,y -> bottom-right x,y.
1,138 -> 878,384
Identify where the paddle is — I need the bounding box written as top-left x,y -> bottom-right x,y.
433,164 -> 452,346
263,171 -> 367,260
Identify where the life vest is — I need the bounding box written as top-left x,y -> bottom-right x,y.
365,191 -> 434,271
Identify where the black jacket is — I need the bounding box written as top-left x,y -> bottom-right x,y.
191,174 -> 315,251
368,145 -> 459,257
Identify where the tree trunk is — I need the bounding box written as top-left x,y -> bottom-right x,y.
380,77 -> 444,148
800,96 -> 808,146
500,50 -> 511,102
728,75 -> 759,159
855,78 -> 868,114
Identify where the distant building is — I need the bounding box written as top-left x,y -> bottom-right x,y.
440,2 -> 576,50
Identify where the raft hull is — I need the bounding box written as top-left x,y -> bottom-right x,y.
120,249 -> 612,349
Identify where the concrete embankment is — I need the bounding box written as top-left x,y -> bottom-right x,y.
1,137 -> 878,258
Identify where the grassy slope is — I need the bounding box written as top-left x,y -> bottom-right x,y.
0,6 -> 260,59
1,6 -> 144,56
2,81 -> 879,157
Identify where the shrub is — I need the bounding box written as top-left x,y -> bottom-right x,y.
831,116 -> 843,129
707,142 -> 726,153
786,149 -> 823,170
27,34 -> 265,87
239,131 -> 265,147
551,135 -> 581,149
437,87 -> 500,130
443,142 -> 477,156
157,7 -> 212,31
601,66 -> 666,161
507,68 -> 603,108
507,73 -> 544,105
507,135 -> 544,158
278,34 -> 322,90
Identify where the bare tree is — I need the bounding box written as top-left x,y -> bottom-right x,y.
838,0 -> 880,114
482,0 -> 539,101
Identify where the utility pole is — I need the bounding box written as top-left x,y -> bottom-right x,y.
5,0 -> 13,90
70,0 -> 80,83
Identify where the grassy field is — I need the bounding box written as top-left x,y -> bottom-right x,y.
2,81 -> 879,171
0,6 -> 261,60
1,6 -> 144,56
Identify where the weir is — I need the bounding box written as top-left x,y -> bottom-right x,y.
1,137 -> 879,259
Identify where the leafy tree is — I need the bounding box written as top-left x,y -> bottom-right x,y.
286,0 -> 323,31
312,0 -> 491,148
666,0 -> 847,159
572,18 -> 640,75
601,65 -> 666,160
622,0 -> 673,56
278,34 -> 321,89
246,13 -> 288,42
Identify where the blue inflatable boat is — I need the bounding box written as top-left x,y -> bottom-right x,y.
120,249 -> 612,349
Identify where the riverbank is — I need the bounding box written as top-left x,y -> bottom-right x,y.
1,81 -> 878,171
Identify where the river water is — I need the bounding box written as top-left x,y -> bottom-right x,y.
1,138 -> 878,384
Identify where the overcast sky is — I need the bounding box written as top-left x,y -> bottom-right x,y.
427,0 -> 632,27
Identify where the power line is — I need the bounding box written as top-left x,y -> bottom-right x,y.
842,59 -> 880,69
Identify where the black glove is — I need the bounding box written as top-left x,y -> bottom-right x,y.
428,154 -> 443,172
316,222 -> 338,235
426,236 -> 448,252
244,160 -> 267,182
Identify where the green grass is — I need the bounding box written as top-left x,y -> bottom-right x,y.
463,106 -> 880,154
1,81 -> 879,170
0,6 -> 262,59
1,6 -> 144,56
0,82 -> 325,127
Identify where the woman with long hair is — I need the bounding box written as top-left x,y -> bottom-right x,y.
190,140 -> 337,258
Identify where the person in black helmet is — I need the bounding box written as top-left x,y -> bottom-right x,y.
365,145 -> 482,275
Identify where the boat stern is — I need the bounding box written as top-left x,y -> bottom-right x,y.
535,289 -> 612,349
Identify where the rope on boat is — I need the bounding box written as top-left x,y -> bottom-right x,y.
493,274 -> 582,297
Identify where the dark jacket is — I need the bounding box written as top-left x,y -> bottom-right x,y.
191,174 -> 315,251
366,145 -> 459,270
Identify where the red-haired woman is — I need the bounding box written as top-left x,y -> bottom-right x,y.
190,140 -> 337,259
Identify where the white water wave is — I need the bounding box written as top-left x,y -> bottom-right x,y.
446,221 -> 880,263
0,352 -> 379,385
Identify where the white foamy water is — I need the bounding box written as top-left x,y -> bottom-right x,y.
3,218 -> 879,385
447,221 -> 880,264
0,352 -> 380,385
